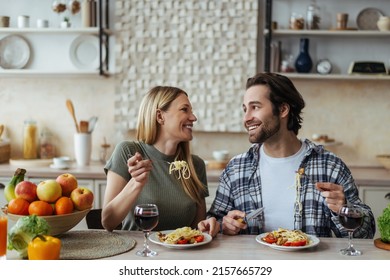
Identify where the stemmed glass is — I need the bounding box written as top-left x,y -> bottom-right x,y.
338,204 -> 366,256
134,204 -> 159,257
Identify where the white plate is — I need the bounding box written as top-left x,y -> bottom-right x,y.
255,233 -> 320,251
149,230 -> 212,249
69,35 -> 106,70
0,35 -> 30,69
356,8 -> 384,30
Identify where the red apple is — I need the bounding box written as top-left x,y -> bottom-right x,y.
14,181 -> 38,202
56,173 -> 78,197
37,179 -> 62,203
70,187 -> 94,211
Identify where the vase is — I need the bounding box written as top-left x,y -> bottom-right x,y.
377,16 -> 390,31
295,38 -> 313,73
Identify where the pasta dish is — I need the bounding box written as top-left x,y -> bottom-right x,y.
169,160 -> 190,179
262,228 -> 310,247
157,226 -> 204,244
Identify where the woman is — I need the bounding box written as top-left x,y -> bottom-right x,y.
102,86 -> 216,234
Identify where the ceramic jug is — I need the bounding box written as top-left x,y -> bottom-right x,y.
377,16 -> 390,31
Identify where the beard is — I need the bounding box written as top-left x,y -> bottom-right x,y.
248,117 -> 281,144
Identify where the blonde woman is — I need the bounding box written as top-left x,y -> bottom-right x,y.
102,86 -> 218,235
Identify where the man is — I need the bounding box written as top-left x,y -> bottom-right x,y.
198,72 -> 375,238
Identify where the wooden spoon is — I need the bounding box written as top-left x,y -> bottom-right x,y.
0,124 -> 4,139
66,99 -> 79,133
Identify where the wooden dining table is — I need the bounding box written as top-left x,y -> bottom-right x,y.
102,231 -> 389,260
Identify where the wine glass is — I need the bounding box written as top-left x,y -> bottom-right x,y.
134,204 -> 159,257
338,204 -> 366,256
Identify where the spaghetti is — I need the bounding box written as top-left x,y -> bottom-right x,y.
157,226 -> 204,244
169,160 -> 190,179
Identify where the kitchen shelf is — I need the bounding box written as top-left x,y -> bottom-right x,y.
264,29 -> 390,37
0,0 -> 111,77
263,0 -> 390,80
276,73 -> 390,81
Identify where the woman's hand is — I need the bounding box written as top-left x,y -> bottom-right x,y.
197,217 -> 220,237
221,210 -> 247,235
127,152 -> 153,189
316,182 -> 346,213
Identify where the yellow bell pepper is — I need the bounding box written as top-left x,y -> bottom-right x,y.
28,235 -> 61,260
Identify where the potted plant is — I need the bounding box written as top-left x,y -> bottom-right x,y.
60,17 -> 71,28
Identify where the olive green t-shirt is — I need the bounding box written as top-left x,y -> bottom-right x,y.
104,141 -> 208,231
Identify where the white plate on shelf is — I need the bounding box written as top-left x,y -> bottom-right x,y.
356,8 -> 384,30
149,231 -> 212,249
255,233 -> 320,251
69,35 -> 106,70
0,35 -> 30,69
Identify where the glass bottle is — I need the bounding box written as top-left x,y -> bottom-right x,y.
40,128 -> 56,159
23,119 -> 38,159
306,0 -> 320,30
294,38 -> 313,73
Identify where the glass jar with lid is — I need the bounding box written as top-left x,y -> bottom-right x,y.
23,119 -> 38,159
40,128 -> 56,159
306,0 -> 320,30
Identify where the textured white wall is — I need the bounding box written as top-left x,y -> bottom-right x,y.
114,0 -> 258,132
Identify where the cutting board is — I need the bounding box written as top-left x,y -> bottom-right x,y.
374,238 -> 390,251
207,160 -> 229,170
9,158 -> 52,167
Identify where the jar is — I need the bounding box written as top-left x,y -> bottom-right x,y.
82,0 -> 96,27
377,16 -> 390,32
40,128 -> 55,159
290,13 -> 305,30
306,0 -> 320,30
23,120 -> 38,159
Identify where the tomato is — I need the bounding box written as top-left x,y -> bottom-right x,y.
177,237 -> 188,244
283,240 -> 307,247
194,235 -> 204,243
262,233 -> 277,244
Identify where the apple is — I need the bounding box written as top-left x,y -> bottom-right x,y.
56,173 -> 78,197
36,179 -> 62,203
14,181 -> 38,202
70,187 -> 94,211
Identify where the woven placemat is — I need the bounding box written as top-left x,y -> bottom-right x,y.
58,230 -> 136,259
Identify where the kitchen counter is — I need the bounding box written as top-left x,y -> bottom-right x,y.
0,162 -> 390,185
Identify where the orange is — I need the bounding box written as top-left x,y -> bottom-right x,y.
7,198 -> 30,215
28,200 -> 53,216
55,196 -> 74,215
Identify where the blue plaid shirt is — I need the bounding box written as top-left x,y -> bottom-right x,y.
208,139 -> 376,238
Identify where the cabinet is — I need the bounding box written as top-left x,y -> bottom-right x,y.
263,0 -> 390,80
359,185 -> 390,239
0,0 -> 111,77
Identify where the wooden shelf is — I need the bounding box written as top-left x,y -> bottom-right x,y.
277,73 -> 390,81
265,29 -> 390,37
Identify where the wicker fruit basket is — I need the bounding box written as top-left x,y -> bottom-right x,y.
0,141 -> 10,163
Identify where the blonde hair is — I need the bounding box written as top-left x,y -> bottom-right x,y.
136,86 -> 206,205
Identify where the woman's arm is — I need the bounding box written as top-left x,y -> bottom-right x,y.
102,152 -> 152,231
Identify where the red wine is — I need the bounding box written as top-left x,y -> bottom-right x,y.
339,215 -> 363,230
135,213 -> 159,231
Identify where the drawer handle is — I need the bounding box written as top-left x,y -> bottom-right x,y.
385,193 -> 390,200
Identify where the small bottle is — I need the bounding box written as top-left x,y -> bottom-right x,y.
306,0 -> 320,30
40,128 -> 55,159
23,119 -> 38,159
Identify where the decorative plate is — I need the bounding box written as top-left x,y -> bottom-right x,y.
0,35 -> 30,69
255,233 -> 320,251
356,8 -> 384,30
69,35 -> 106,70
149,230 -> 212,249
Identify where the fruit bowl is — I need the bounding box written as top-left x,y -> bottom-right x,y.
4,208 -> 91,236
376,155 -> 390,171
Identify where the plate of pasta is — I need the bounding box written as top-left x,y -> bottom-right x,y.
255,228 -> 320,251
149,227 -> 212,249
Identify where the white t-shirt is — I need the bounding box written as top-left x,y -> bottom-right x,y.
260,141 -> 308,232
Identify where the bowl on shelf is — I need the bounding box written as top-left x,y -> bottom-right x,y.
4,207 -> 91,236
376,155 -> 390,170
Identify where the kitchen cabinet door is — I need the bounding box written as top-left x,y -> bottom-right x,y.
359,185 -> 390,239
93,179 -> 107,209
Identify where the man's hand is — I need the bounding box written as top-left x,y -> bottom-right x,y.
316,182 -> 346,213
221,210 -> 247,235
